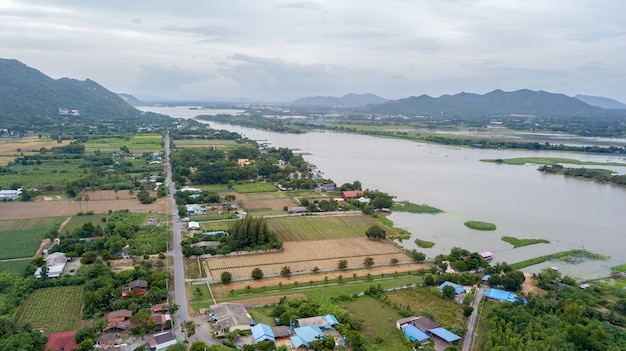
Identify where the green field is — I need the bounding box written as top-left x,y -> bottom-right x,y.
268,215 -> 382,241
0,217 -> 63,259
0,259 -> 30,275
392,201 -> 443,214
84,134 -> 163,153
18,286 -> 84,333
0,159 -> 83,189
244,192 -> 290,200
60,214 -> 108,235
342,296 -> 414,350
387,287 -> 466,331
481,157 -> 626,167
464,220 -> 497,231
510,249 -> 608,270
232,182 -> 277,193
501,236 -> 550,248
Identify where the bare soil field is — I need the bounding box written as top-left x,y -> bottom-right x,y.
521,272 -> 548,295
0,190 -> 166,220
209,262 -> 431,298
205,237 -> 412,281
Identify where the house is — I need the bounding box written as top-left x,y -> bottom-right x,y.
288,206 -> 307,214
297,314 -> 339,329
187,221 -> 200,230
122,279 -> 148,297
252,323 -> 275,344
479,251 -> 494,260
340,190 -> 363,199
147,331 -> 177,351
483,288 -> 520,303
429,327 -> 461,344
152,313 -> 171,327
356,196 -> 370,204
185,204 -> 206,215
103,309 -> 133,332
95,333 -> 121,348
0,188 -> 22,200
221,201 -> 238,209
45,330 -> 78,351
401,324 -> 430,343
34,252 -> 69,279
291,326 -> 325,348
321,183 -> 336,191
181,186 -> 200,193
409,316 -> 440,333
438,281 -> 466,295
210,303 -> 255,333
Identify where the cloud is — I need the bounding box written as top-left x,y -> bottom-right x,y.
134,64 -> 213,92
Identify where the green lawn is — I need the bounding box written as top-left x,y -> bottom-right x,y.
268,215 -> 382,241
18,286 -> 84,333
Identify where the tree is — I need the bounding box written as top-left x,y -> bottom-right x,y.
182,320 -> 196,338
190,341 -> 209,351
280,266 -> 292,278
425,274 -> 436,286
463,306 -> 474,317
442,285 -> 456,299
363,257 -> 375,268
251,267 -> 264,279
365,225 -> 386,240
410,250 -> 426,262
221,271 -> 232,284
337,259 -> 348,270
166,344 -> 187,351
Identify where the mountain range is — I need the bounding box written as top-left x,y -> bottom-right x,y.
0,58 -> 139,129
574,95 -> 626,110
292,93 -> 388,107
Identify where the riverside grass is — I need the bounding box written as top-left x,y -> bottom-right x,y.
464,220 -> 496,231
481,157 -> 626,167
510,249 -> 608,270
501,236 -> 550,248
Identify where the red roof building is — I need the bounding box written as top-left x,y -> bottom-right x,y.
340,190 -> 363,199
45,330 -> 78,351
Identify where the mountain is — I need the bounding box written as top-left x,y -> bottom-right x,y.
574,94 -> 626,110
117,93 -> 145,107
293,93 -> 388,107
368,89 -> 612,117
0,58 -> 139,129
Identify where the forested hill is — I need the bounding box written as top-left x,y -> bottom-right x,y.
367,89 -> 626,118
0,58 -> 139,129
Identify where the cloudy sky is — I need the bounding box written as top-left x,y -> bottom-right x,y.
1,0 -> 625,102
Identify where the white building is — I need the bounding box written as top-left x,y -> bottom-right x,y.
0,188 -> 22,200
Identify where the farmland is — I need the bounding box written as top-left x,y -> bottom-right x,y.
83,134 -> 163,153
267,214 -> 385,241
18,286 -> 84,333
232,182 -> 277,193
204,237 -> 411,281
0,259 -> 30,274
0,217 -> 63,259
0,136 -> 72,165
60,213 -> 108,234
173,139 -> 244,149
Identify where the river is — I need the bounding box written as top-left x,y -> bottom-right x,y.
143,106 -> 626,279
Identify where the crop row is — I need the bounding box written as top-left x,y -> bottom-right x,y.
18,286 -> 83,334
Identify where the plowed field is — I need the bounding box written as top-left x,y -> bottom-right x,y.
204,237 -> 411,281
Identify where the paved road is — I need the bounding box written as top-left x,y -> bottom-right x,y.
165,130 -> 215,345
462,287 -> 484,351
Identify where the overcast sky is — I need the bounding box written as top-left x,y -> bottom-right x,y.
1,0 -> 625,102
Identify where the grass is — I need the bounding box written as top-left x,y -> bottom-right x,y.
60,214 -> 108,235
510,249 -> 608,270
186,259 -> 206,280
501,236 -> 550,248
414,238 -> 435,248
84,134 -> 163,153
197,273 -> 424,306
198,184 -> 234,193
232,182 -> 277,193
173,139 -> 246,149
267,215 -> 384,241
18,286 -> 84,333
0,217 -> 64,259
341,296 -> 414,350
612,264 -> 626,272
0,259 -> 30,275
481,157 -> 626,167
387,287 -> 466,331
464,220 -> 497,231
392,201 -> 443,214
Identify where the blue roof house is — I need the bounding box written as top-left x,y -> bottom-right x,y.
483,288 -> 519,303
251,323 -> 275,344
438,281 -> 465,295
401,324 -> 430,343
429,327 -> 461,344
291,326 -> 325,347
